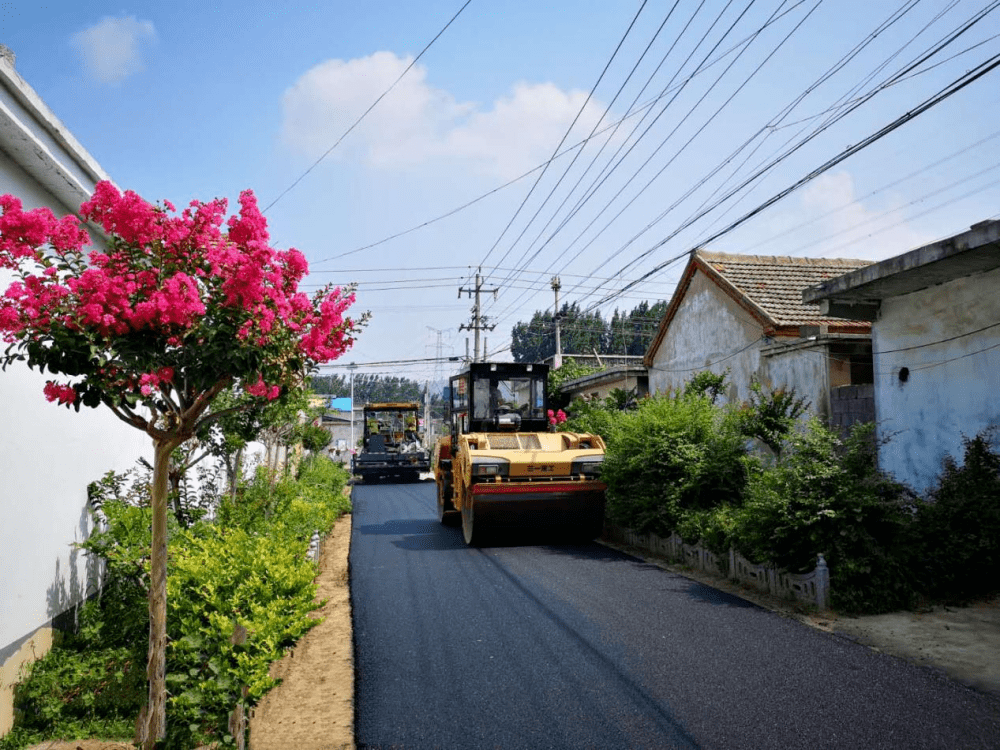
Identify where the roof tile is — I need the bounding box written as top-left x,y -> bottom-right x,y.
698,250 -> 872,327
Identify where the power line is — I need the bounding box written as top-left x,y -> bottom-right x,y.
486,0 -> 821,324
585,47 -> 1000,312
551,2 -> 997,314
478,0 -> 651,271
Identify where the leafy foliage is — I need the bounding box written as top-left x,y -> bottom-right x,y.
599,392 -> 749,537
734,420 -> 917,613
4,456 -> 350,749
309,373 -> 424,403
510,300 -> 667,362
559,395 -> 622,448
0,647 -> 143,749
299,421 -> 333,452
910,431 -> 1000,603
546,358 -> 601,410
682,369 -> 728,403
734,378 -> 810,456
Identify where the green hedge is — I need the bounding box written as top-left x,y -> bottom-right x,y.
1,454 -> 350,750
596,392 -> 749,538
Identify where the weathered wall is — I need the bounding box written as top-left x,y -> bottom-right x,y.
874,266 -> 1000,493
761,344 -> 831,420
647,272 -> 828,411
0,60 -> 146,735
648,272 -> 765,402
830,383 -> 876,435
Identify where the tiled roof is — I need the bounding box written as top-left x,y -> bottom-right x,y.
697,250 -> 873,327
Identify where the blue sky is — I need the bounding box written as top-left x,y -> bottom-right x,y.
4,0 -> 1000,382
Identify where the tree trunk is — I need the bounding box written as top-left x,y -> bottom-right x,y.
168,466 -> 183,525
229,446 -> 243,503
142,438 -> 176,749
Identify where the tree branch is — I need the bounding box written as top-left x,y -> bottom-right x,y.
106,399 -> 150,432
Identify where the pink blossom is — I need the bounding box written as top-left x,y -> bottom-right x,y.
246,374 -> 281,401
43,381 -> 76,405
1,180 -> 360,408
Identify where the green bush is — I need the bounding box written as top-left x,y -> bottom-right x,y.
910,431 -> 1000,603
0,646 -> 143,749
601,393 -> 749,537
733,420 -> 917,613
3,455 -> 350,749
164,525 -> 323,748
299,422 -> 333,452
734,378 -> 809,457
561,396 -> 621,447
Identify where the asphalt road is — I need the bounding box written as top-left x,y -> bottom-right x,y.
350,481 -> 1000,750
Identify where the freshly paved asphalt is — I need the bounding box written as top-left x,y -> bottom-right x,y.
350,481 -> 1000,749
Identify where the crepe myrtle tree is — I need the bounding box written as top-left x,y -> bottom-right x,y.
0,182 -> 363,748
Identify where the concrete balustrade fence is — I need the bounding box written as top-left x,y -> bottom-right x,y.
606,526 -> 829,610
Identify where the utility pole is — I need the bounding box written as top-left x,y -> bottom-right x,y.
348,362 -> 357,454
459,269 -> 498,362
424,381 -> 432,450
551,276 -> 562,369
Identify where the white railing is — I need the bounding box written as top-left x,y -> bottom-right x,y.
607,526 -> 829,610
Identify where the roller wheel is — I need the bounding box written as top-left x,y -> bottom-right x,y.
437,479 -> 460,526
462,497 -> 484,546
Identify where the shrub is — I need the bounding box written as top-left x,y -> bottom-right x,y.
734,378 -> 809,457
910,430 -> 1000,603
601,393 -> 749,537
299,422 -> 333,453
164,525 -> 322,748
682,369 -> 728,403
4,456 -> 350,749
734,420 -> 917,613
561,396 -> 621,447
0,646 -> 144,749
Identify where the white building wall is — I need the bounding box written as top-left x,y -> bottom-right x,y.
762,344 -> 833,421
0,53 -> 146,735
874,266 -> 1000,494
649,273 -> 765,402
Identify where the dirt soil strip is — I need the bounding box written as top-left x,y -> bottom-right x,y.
249,513 -> 354,750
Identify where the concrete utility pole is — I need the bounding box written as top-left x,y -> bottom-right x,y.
459,269 -> 498,362
423,381 -> 432,450
551,276 -> 562,369
348,362 -> 357,451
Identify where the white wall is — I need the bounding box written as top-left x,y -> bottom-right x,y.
0,54 -> 146,734
762,342 -> 834,421
649,272 -> 765,401
874,266 -> 1000,493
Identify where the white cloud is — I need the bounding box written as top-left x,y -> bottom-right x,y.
792,171 -> 930,260
71,16 -> 156,85
280,52 -> 612,180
